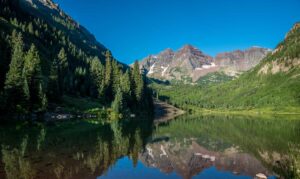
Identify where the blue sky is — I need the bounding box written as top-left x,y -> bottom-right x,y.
53,0 -> 300,64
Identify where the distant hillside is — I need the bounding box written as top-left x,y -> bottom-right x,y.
0,0 -> 109,90
151,22 -> 300,113
139,45 -> 270,83
0,0 -> 153,116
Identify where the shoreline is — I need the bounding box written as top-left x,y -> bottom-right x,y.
153,100 -> 185,124
193,108 -> 300,116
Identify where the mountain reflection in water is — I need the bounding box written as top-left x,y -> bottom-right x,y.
0,114 -> 299,179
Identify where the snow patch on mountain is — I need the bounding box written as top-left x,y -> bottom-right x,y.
148,63 -> 156,75
161,65 -> 169,76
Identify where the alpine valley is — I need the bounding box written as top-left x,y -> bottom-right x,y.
150,22 -> 300,113
0,0 -> 300,179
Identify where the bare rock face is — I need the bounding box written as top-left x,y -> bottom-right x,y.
215,47 -> 271,71
140,45 -> 213,82
139,45 -> 271,82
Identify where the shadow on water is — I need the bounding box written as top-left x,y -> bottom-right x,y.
0,113 -> 299,178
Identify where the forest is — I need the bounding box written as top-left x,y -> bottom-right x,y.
0,0 -> 153,119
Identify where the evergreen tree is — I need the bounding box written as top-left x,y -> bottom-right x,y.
89,57 -> 104,98
112,60 -> 121,95
4,32 -> 24,90
120,70 -> 131,96
111,88 -> 124,115
4,32 -> 28,112
104,50 -> 113,101
23,44 -> 42,81
47,59 -> 60,101
104,50 -> 112,86
57,48 -> 68,94
27,22 -> 34,34
37,83 -> 47,111
120,70 -> 132,108
23,44 -> 46,111
132,61 -> 144,102
23,77 -> 30,105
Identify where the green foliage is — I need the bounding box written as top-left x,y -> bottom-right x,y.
4,31 -> 24,90
4,31 -> 29,112
23,44 -> 46,111
57,48 -> 68,94
47,59 -> 60,101
0,0 -> 153,117
104,51 -> 113,101
132,61 -> 144,102
89,57 -> 104,98
196,71 -> 235,85
270,22 -> 300,60
111,88 -> 125,116
152,69 -> 300,112
112,60 -> 122,94
120,70 -> 131,97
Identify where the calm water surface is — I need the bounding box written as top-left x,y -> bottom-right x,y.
0,114 -> 299,179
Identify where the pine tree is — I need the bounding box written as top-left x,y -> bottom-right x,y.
111,88 -> 124,115
5,32 -> 24,90
38,83 -> 47,111
120,70 -> 131,96
23,44 -> 47,111
89,57 -> 104,98
23,77 -> 30,105
132,61 -> 144,102
23,44 -> 42,83
112,60 -> 121,95
27,22 -> 34,34
47,59 -> 60,101
104,51 -> 112,86
57,48 -> 68,94
104,50 -> 113,101
4,32 -> 28,111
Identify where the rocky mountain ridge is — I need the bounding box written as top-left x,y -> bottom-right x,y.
139,45 -> 271,82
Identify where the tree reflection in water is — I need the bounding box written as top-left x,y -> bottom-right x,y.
0,114 -> 299,179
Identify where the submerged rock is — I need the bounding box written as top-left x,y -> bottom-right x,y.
255,173 -> 267,179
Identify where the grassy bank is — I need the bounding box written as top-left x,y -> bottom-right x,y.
193,107 -> 300,116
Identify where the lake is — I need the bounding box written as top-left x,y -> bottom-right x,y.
0,114 -> 299,179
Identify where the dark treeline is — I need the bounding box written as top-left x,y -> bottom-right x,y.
0,0 -> 153,117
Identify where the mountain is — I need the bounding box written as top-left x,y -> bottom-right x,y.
151,22 -> 300,112
139,45 -> 213,82
0,0 -> 107,90
0,0 -> 153,115
215,47 -> 271,71
139,45 -> 270,83
257,23 -> 300,75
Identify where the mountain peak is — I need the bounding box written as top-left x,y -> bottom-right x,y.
180,44 -> 198,51
159,48 -> 174,55
24,0 -> 59,10
139,45 -> 269,82
178,44 -> 203,56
